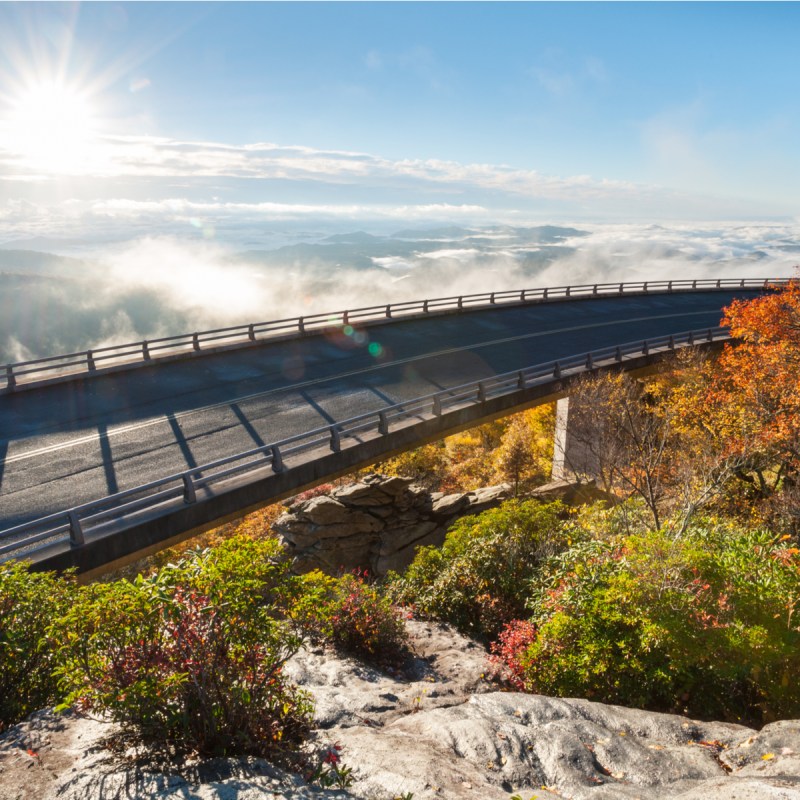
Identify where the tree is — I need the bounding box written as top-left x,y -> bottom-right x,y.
560,371 -> 674,529
493,406 -> 555,495
670,280 -> 800,529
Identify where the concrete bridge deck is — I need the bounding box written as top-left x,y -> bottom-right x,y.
0,282 -> 771,575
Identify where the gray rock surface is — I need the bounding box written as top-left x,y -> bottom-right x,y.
0,709 -> 352,800
276,474 -> 512,576
6,620 -> 799,800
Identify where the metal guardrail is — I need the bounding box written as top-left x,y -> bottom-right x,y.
0,325 -> 730,563
1,277 -> 782,392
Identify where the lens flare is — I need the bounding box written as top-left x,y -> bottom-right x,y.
1,80 -> 101,174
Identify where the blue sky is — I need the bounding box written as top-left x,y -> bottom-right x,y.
0,1 -> 798,233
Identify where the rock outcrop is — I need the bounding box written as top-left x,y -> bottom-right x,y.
3,620 -> 800,800
275,474 -> 511,576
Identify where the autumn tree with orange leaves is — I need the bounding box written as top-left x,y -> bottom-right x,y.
672,280 -> 800,527
558,280 -> 800,532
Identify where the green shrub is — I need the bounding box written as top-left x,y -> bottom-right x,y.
0,562 -> 77,731
296,571 -> 408,668
498,522 -> 800,723
390,500 -> 571,640
52,536 -> 312,758
328,572 -> 408,667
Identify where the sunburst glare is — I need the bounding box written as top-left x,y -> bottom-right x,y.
1,80 -> 101,175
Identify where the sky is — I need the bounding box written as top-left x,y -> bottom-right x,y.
0,2 -> 799,360
0,0 -> 798,239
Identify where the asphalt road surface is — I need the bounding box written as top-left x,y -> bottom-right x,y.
0,290 -> 758,530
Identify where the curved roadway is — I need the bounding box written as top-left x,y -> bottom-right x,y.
0,289 -> 757,533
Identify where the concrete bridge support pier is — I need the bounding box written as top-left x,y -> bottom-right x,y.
550,396 -> 601,483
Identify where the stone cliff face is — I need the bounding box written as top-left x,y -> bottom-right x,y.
275,474 -> 511,576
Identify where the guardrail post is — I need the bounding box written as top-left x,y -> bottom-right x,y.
543,287 -> 549,299
716,279 -> 721,288
585,353 -> 594,370
87,351 -> 96,371
248,324 -> 256,342
271,445 -> 284,472
520,289 -> 525,302
192,333 -> 200,351
458,296 -> 463,310
517,371 -> 525,390
477,382 -> 486,402
592,284 -> 598,295
707,329 -> 713,342
343,310 -> 349,324
692,279 -> 697,289
643,340 -> 650,356
565,286 -> 571,297
432,395 -> 442,416
553,362 -> 562,379
378,410 -> 389,435
386,305 -> 392,319
182,473 -> 197,503
329,425 -> 341,452
490,292 -> 495,304
68,510 -> 85,546
142,340 -> 151,360
668,335 -> 675,350
740,279 -> 745,288
688,331 -> 695,345
668,280 -> 673,292
298,317 -> 305,333
423,300 -> 429,313
619,282 -> 624,293
5,365 -> 15,391
643,282 -> 648,292
615,346 -> 623,362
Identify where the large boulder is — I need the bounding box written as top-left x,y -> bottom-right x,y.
275,475 -> 512,576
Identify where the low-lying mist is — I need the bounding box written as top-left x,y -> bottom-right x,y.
1,221 -> 797,363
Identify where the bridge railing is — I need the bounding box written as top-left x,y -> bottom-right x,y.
0,325 -> 730,563
1,278 -> 782,391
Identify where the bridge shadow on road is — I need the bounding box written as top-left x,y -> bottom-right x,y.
97,424 -> 119,496
0,439 -> 6,493
166,412 -> 199,471
230,403 -> 267,449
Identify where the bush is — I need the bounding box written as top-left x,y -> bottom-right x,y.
390,500 -> 571,640
489,619 -> 538,690
497,522 -> 800,723
0,562 -> 77,731
297,571 -> 408,668
52,536 -> 312,758
328,573 -> 408,667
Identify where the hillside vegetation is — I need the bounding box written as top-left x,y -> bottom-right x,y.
2,281 -> 800,765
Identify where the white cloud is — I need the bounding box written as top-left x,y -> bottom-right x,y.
530,51 -> 608,97
364,49 -> 383,71
2,221 -> 798,362
0,133 -> 672,209
0,131 -> 790,225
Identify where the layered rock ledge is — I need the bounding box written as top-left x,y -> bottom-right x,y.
275,474 -> 511,576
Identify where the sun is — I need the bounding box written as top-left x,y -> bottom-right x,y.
2,80 -> 100,175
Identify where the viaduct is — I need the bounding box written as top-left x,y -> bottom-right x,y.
0,279 -> 781,579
